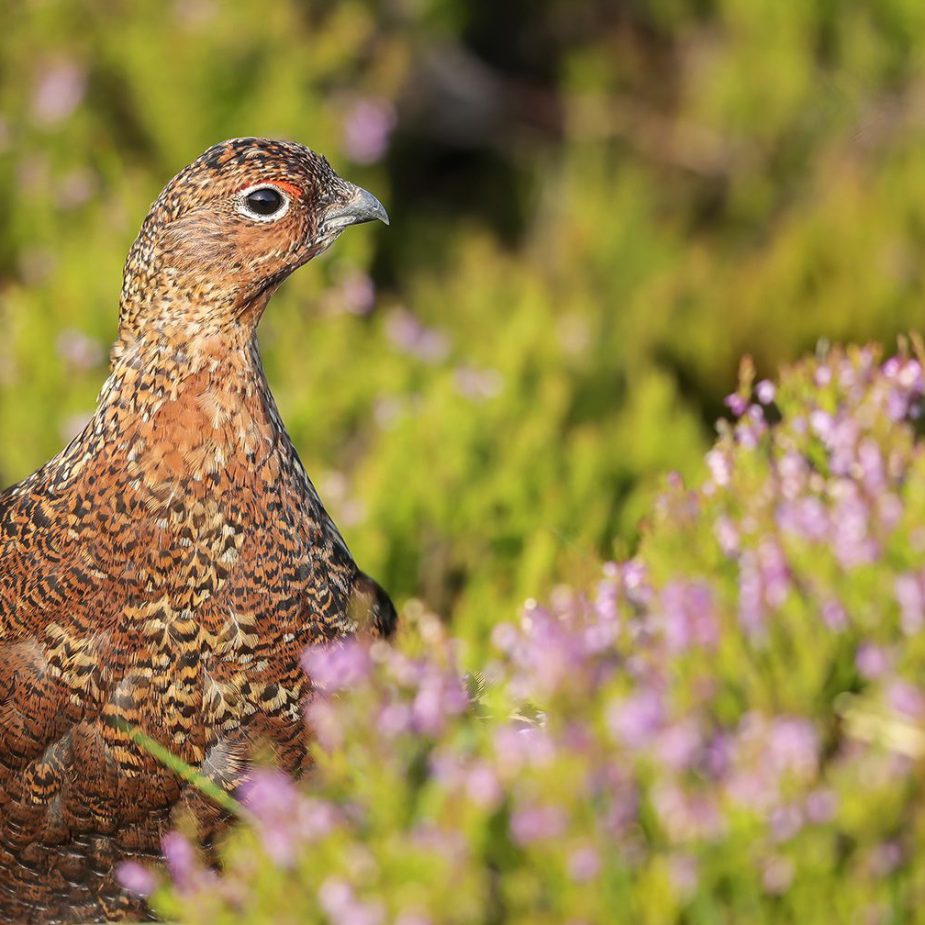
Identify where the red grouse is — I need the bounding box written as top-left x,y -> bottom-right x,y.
0,138 -> 396,924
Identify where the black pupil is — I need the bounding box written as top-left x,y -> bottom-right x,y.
245,187 -> 283,216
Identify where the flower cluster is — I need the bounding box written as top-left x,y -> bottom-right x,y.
138,345 -> 925,924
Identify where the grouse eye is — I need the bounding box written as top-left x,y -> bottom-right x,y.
239,185 -> 290,222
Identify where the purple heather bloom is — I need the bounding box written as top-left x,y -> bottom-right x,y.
738,550 -> 766,634
161,832 -> 197,892
659,581 -> 718,652
337,270 -> 377,315
116,860 -> 156,898
756,380 -> 776,404
342,97 -> 397,165
667,854 -> 699,897
856,643 -> 890,680
804,788 -> 838,824
762,856 -> 795,895
454,365 -> 503,401
895,573 -> 924,635
303,638 -> 372,691
655,719 -> 703,772
32,59 -> 87,126
714,516 -> 740,556
510,804 -> 567,845
886,680 -> 925,720
706,448 -> 732,487
305,696 -> 345,751
821,598 -> 848,632
411,670 -> 468,736
465,762 -> 502,809
607,689 -> 664,749
768,717 -> 819,778
385,308 -> 450,363
724,392 -> 748,417
757,539 -> 790,607
567,846 -> 601,882
831,489 -> 877,568
493,725 -> 555,774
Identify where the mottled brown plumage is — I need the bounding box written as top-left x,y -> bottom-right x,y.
0,138 -> 395,924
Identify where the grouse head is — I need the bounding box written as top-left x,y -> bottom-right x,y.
118,137 -> 388,342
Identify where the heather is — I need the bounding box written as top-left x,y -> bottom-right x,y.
5,3 -> 925,921
116,344 -> 925,923
5,1 -> 925,641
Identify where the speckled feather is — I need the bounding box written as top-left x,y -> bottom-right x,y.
0,139 -> 396,924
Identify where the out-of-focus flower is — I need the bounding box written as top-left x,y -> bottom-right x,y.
303,638 -> 372,691
161,833 -> 198,893
567,845 -> 601,882
385,308 -> 450,363
342,98 -> 397,165
454,365 -> 503,401
32,59 -> 87,126
607,689 -> 664,748
56,329 -> 104,372
116,861 -> 156,898
510,803 -> 567,845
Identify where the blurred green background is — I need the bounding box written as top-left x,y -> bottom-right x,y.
2,0 -> 924,644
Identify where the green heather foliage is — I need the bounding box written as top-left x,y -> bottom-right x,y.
131,345 -> 925,923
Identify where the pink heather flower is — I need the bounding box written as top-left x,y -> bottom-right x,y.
809,409 -> 834,441
724,392 -> 748,417
32,59 -> 87,125
465,762 -> 502,809
895,573 -> 924,635
804,788 -> 838,824
411,671 -> 468,736
303,638 -> 371,691
161,832 -> 197,892
384,308 -> 450,363
757,539 -> 790,608
116,860 -> 156,898
821,598 -> 847,632
305,696 -> 345,751
856,643 -> 889,680
454,365 -> 503,401
755,380 -> 776,404
337,271 -> 376,315
607,689 -> 664,748
493,725 -> 555,774
768,718 -> 818,779
667,854 -> 699,897
659,581 -> 718,652
831,492 -> 877,569
377,700 -> 411,737
770,804 -> 803,842
342,97 -> 397,165
705,448 -> 732,487
510,804 -> 567,845
886,680 -> 925,720
655,719 -> 702,772
738,550 -> 766,634
237,769 -> 339,866
762,856 -> 795,895
652,783 -> 721,841
318,878 -> 385,925
714,516 -> 740,556
396,915 -> 433,925
776,497 -> 829,542
857,439 -> 886,494
567,846 -> 601,882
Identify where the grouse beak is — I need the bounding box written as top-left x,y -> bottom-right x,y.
323,183 -> 390,234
